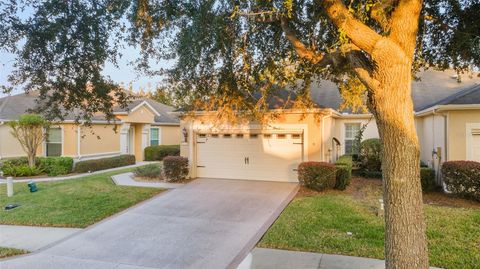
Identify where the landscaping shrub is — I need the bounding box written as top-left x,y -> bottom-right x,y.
0,163 -> 42,177
335,155 -> 353,190
360,138 -> 382,172
37,157 -> 73,176
297,162 -> 336,191
0,156 -> 72,177
162,156 -> 189,182
144,145 -> 180,161
442,161 -> 480,201
74,155 -> 136,173
420,167 -> 436,192
134,164 -> 162,179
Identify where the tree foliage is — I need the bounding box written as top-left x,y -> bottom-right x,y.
1,0 -> 478,120
8,114 -> 49,167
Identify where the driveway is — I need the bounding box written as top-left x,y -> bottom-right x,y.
1,178 -> 298,269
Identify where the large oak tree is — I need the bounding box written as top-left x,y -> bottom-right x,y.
1,0 -> 479,268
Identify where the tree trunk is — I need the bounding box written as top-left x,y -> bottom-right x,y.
28,152 -> 36,168
368,58 -> 429,268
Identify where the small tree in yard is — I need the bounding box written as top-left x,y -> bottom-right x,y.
8,114 -> 49,168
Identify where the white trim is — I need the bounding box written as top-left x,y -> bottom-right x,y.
43,126 -> 64,157
341,121 -> 362,155
149,127 -> 162,146
466,123 -> 480,161
130,101 -> 161,116
415,104 -> 480,117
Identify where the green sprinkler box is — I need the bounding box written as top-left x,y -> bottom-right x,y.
28,181 -> 38,192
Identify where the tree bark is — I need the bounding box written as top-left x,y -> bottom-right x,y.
368,42 -> 429,269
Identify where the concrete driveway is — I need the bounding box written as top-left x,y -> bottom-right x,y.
1,178 -> 298,269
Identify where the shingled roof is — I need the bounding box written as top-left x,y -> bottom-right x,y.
0,92 -> 179,124
309,69 -> 480,112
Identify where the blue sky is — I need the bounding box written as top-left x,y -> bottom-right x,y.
0,44 -> 169,98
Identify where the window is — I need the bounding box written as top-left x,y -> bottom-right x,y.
46,127 -> 62,156
345,123 -> 361,154
277,134 -> 286,139
150,128 -> 160,146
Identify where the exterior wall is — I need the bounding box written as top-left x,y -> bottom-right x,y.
331,116 -> 379,156
180,111 -> 327,178
134,123 -> 144,161
159,125 -> 181,145
0,124 -> 44,159
417,114 -> 446,172
448,110 -> 480,161
122,105 -> 156,123
62,124 -> 78,157
80,124 -> 121,157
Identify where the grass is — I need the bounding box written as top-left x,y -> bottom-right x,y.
0,247 -> 28,259
0,167 -> 164,228
259,178 -> 480,269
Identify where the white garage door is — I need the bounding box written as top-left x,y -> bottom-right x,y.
196,132 -> 304,182
472,134 -> 480,161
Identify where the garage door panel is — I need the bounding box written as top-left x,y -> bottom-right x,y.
196,132 -> 303,182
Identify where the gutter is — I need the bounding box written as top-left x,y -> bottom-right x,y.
0,121 -> 3,160
415,104 -> 480,117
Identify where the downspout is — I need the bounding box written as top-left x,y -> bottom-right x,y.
0,121 -> 4,160
77,121 -> 85,160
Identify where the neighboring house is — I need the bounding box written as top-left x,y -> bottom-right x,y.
0,92 -> 181,161
179,69 -> 480,184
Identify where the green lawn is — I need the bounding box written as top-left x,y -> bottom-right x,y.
0,247 -> 28,259
0,168 -> 164,228
259,179 -> 480,269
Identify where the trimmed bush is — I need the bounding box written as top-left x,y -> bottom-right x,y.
336,155 -> 353,168
335,155 -> 353,190
0,156 -> 73,177
442,161 -> 480,201
74,155 -> 136,173
144,145 -> 180,161
0,163 -> 42,177
360,138 -> 382,172
163,156 -> 189,182
298,162 -> 336,191
420,167 -> 436,192
37,157 -> 73,176
134,164 -> 162,179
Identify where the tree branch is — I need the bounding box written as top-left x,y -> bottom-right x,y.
321,0 -> 382,54
370,0 -> 396,32
280,17 -> 325,64
342,44 -> 381,92
389,0 -> 423,58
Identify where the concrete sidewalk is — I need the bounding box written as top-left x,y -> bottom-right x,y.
111,172 -> 183,189
0,161 -> 156,184
239,248 -> 440,269
0,178 -> 299,269
0,225 -> 81,251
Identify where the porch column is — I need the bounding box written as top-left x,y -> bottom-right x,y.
141,124 -> 151,160
120,123 -> 131,154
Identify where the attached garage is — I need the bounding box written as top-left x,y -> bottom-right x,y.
470,129 -> 480,161
195,131 -> 304,182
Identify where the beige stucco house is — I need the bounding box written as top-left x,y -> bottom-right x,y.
179,70 -> 480,184
0,92 -> 181,161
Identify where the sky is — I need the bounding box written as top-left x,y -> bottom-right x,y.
0,43 -> 169,98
